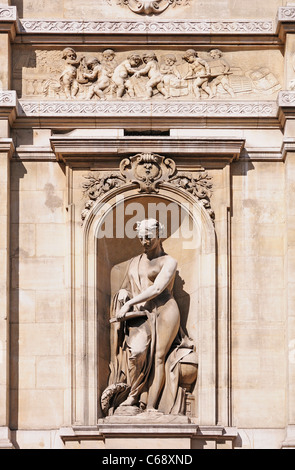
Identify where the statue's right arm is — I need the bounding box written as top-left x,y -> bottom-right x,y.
124,257 -> 177,309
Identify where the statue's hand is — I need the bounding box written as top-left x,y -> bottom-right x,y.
116,302 -> 131,320
117,289 -> 130,304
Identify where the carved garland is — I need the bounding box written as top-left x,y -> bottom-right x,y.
81,153 -> 214,224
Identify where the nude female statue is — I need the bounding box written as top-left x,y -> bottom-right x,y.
102,219 -> 197,416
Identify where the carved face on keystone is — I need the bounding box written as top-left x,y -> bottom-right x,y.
135,160 -> 161,183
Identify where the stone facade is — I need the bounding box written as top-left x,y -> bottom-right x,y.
1,0 -> 295,450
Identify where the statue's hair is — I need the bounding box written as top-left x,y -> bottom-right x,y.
209,49 -> 223,56
62,47 -> 77,59
143,52 -> 157,61
127,53 -> 141,61
136,219 -> 165,238
182,49 -> 198,60
164,54 -> 177,63
103,49 -> 115,56
86,56 -> 100,65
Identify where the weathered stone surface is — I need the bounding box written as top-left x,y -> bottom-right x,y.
1,0 -> 295,451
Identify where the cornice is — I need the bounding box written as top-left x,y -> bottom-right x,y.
276,6 -> 295,40
277,91 -> 295,127
0,93 -> 280,128
4,6 -> 295,47
0,91 -> 18,124
15,18 -> 278,46
0,6 -> 280,46
18,99 -> 278,118
18,19 -> 274,35
0,137 -> 15,158
0,6 -> 19,40
50,135 -> 245,164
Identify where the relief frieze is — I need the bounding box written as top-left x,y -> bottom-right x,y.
15,47 -> 282,102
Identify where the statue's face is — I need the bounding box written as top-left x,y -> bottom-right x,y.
68,51 -> 77,61
137,228 -> 159,252
130,56 -> 141,67
166,58 -> 175,66
185,54 -> 196,64
103,53 -> 114,62
210,50 -> 221,59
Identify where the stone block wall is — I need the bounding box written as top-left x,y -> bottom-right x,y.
1,0 -> 295,449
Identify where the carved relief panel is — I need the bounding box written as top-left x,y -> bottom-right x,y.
13,47 -> 282,101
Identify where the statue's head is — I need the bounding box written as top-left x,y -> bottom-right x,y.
182,49 -> 197,63
127,53 -> 142,67
209,49 -> 223,59
136,219 -> 165,251
102,49 -> 116,61
62,47 -> 77,61
86,57 -> 100,69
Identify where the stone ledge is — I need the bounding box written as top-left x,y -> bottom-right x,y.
17,19 -> 274,35
0,427 -> 15,449
19,100 -> 278,117
59,424 -> 238,440
50,135 -> 245,164
0,93 -> 281,128
277,91 -> 295,127
0,6 -> 19,40
276,6 -> 295,40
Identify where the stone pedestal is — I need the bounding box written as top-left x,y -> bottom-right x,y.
59,419 -> 238,450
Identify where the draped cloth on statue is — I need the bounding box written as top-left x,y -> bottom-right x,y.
106,254 -> 196,415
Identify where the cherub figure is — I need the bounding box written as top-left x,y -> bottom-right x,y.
82,57 -> 110,100
112,53 -> 142,98
134,52 -> 169,100
182,49 -> 213,99
101,49 -> 118,75
207,49 -> 235,98
60,47 -> 82,99
160,54 -> 184,97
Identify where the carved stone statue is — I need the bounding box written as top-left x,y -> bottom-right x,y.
182,49 -> 213,99
112,53 -> 142,98
82,57 -> 110,100
101,218 -> 198,417
134,52 -> 169,99
160,54 -> 184,97
59,47 -> 83,99
207,49 -> 235,98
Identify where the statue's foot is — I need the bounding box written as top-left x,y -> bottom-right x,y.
120,396 -> 138,407
146,407 -> 164,414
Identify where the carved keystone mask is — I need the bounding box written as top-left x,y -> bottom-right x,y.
120,153 -> 176,193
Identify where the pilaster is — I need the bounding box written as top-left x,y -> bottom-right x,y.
0,138 -> 14,449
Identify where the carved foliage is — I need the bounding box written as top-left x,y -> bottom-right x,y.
108,0 -> 190,15
81,154 -> 214,223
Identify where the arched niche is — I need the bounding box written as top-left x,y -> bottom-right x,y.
81,184 -> 216,426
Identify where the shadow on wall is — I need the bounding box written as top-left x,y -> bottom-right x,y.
9,160 -> 27,433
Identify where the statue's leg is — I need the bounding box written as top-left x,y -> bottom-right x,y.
146,300 -> 180,411
121,320 -> 151,406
